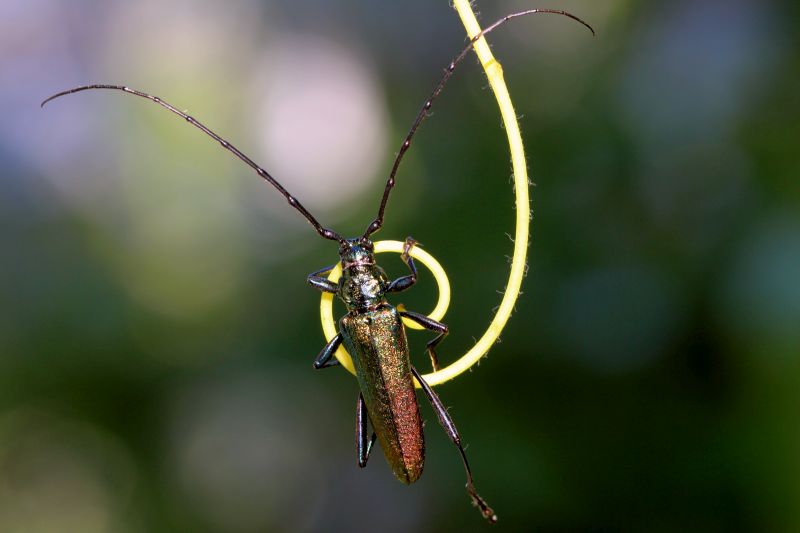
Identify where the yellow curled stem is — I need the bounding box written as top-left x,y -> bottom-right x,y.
426,1 -> 530,385
319,1 -> 530,387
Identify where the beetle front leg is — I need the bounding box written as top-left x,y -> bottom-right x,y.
307,263 -> 339,293
356,392 -> 377,467
411,366 -> 497,523
399,311 -> 448,372
387,236 -> 418,293
313,333 -> 342,369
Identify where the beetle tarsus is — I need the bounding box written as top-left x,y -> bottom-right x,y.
468,483 -> 497,523
387,236 -> 419,294
401,236 -> 417,262
464,456 -> 497,523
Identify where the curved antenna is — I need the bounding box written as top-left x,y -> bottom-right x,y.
41,85 -> 346,244
363,9 -> 594,238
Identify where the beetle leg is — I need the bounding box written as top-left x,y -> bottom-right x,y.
313,333 -> 343,369
356,392 -> 377,467
387,236 -> 418,293
307,263 -> 339,293
399,311 -> 447,372
411,366 -> 497,523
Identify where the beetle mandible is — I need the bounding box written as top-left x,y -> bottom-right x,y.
42,9 -> 594,523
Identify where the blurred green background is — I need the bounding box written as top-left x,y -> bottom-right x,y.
2,0 -> 799,531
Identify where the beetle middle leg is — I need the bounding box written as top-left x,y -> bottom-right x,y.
313,333 -> 342,369
356,392 -> 377,467
411,366 -> 496,523
400,311 -> 448,372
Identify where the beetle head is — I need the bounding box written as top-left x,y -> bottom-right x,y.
339,237 -> 375,270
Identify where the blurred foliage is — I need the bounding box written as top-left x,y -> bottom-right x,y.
1,0 -> 799,531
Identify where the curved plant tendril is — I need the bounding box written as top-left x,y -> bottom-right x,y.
319,0 -> 530,387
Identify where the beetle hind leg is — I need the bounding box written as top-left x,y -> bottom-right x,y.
411,366 -> 497,523
356,392 -> 377,467
313,333 -> 342,369
400,311 -> 448,372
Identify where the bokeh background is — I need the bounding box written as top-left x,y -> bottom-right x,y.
2,0 -> 799,531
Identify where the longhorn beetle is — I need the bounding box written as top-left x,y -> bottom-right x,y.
42,9 -> 593,523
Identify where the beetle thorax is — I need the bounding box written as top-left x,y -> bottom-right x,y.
338,239 -> 388,312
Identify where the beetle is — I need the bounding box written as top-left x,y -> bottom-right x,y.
42,8 -> 593,523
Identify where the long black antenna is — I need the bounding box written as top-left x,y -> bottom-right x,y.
41,85 -> 346,244
362,9 -> 594,239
